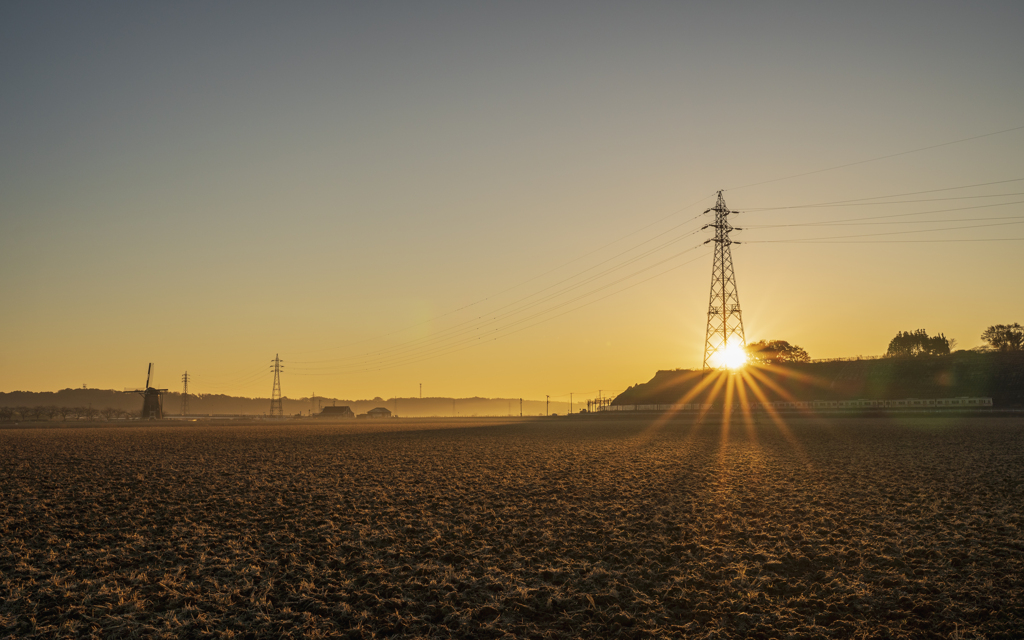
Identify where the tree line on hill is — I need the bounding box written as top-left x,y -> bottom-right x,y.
885,330 -> 954,357
744,323 -> 1022,365
884,323 -> 1023,358
0,406 -> 134,422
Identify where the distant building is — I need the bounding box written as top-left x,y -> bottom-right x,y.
366,407 -> 392,418
319,406 -> 354,418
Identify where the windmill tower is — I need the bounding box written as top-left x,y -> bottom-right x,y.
702,191 -> 746,371
270,354 -> 284,417
125,363 -> 168,419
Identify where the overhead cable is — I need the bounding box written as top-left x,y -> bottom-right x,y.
727,125 -> 1024,192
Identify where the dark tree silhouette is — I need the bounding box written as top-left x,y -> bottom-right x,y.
981,323 -> 1024,352
745,340 -> 810,364
886,329 -> 951,357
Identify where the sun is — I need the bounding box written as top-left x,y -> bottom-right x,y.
720,342 -> 748,370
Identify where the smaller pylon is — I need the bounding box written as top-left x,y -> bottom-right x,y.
181,371 -> 190,416
270,355 -> 284,417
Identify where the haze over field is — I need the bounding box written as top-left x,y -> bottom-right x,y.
2,2 -> 1023,401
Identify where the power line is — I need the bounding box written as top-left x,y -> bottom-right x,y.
727,124 -> 1024,192
747,237 -> 1024,244
739,177 -> 1024,211
190,363 -> 272,390
292,216 -> 708,366
289,249 -> 711,376
291,192 -> 719,360
745,219 -> 1024,243
195,366 -> 272,391
290,179 -> 1024,375
746,215 -> 1024,229
187,127 -> 1024,386
742,199 -> 1024,227
290,226 -> 709,370
743,191 -> 1024,211
235,139 -> 1023,381
290,245 -> 706,375
235,186 -> 1015,383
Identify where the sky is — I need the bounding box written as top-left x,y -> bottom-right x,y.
2,1 -> 1023,401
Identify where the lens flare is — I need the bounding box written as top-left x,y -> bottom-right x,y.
718,343 -> 748,370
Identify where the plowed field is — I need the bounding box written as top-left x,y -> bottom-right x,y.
2,415 -> 1022,638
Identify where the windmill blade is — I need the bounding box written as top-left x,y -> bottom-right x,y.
146,363 -> 154,388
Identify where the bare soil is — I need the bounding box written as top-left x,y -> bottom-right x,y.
1,415 -> 1022,638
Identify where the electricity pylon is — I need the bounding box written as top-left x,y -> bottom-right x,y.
181,371 -> 190,416
270,354 -> 284,417
702,191 -> 746,371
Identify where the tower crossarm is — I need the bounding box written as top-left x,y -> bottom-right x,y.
701,190 -> 747,373
270,354 -> 284,418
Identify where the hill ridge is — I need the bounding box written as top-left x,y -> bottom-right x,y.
613,351 -> 1024,408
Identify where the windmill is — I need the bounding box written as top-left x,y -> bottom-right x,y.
125,363 -> 168,419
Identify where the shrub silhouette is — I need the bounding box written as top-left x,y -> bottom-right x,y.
745,340 -> 810,364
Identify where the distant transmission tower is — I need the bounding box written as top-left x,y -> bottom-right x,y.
181,371 -> 190,415
270,354 -> 284,417
702,191 -> 746,371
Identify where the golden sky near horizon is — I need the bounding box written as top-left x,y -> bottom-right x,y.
2,2 -> 1023,401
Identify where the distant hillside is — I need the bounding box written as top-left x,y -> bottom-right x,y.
613,351 -> 1024,408
0,389 -> 550,418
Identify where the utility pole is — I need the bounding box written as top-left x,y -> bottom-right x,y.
180,372 -> 190,416
419,383 -> 422,399
546,395 -> 549,416
269,354 -> 284,417
702,190 -> 746,373
520,398 -> 522,417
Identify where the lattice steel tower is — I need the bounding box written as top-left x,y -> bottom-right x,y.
270,354 -> 284,417
180,371 -> 190,416
702,191 -> 746,370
